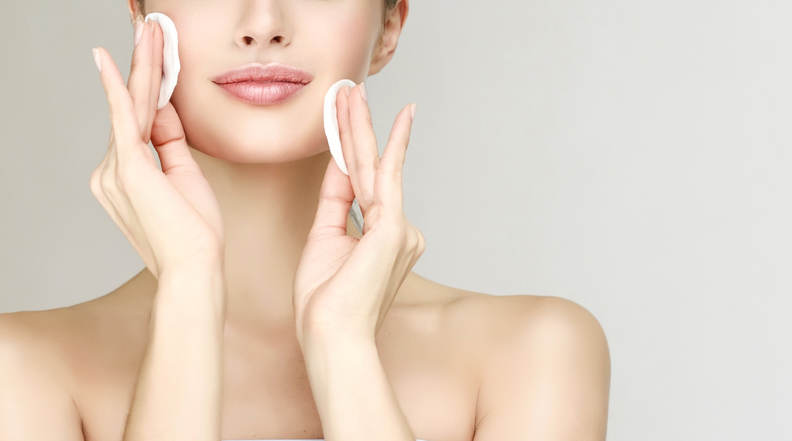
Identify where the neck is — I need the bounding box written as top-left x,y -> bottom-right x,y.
128,146 -> 430,337
187,146 -> 360,334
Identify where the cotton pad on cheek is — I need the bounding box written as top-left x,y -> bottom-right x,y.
144,12 -> 180,110
324,79 -> 358,176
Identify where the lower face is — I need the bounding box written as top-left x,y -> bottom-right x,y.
149,0 -> 383,164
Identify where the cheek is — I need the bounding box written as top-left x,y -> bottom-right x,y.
160,3 -> 380,163
170,8 -> 225,76
163,7 -> 223,112
302,7 -> 379,81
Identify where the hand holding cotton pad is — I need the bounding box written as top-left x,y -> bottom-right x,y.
323,79 -> 358,176
144,13 -> 180,110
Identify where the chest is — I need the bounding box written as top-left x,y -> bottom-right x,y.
75,317 -> 480,441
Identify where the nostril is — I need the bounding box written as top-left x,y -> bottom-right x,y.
244,36 -> 253,45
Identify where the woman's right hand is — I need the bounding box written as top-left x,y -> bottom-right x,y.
90,19 -> 225,279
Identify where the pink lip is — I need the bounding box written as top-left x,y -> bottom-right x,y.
212,63 -> 313,105
217,81 -> 307,105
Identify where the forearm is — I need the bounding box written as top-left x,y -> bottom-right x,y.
301,331 -> 414,441
123,259 -> 227,441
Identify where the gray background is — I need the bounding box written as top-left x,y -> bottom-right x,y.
2,0 -> 791,439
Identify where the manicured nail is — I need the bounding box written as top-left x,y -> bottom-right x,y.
134,21 -> 144,47
360,82 -> 367,103
345,86 -> 351,97
410,103 -> 417,121
92,48 -> 102,73
149,19 -> 156,34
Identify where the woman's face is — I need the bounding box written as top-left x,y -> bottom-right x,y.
141,0 -> 387,163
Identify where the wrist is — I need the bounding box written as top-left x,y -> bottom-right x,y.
159,252 -> 225,278
298,324 -> 375,354
155,257 -> 227,316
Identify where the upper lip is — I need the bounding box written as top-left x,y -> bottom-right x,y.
212,63 -> 314,85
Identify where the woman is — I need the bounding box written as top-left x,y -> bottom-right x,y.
0,0 -> 611,440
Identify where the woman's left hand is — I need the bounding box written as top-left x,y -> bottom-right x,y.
293,83 -> 424,345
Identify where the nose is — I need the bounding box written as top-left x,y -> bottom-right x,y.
234,0 -> 291,48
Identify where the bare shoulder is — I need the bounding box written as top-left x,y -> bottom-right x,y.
0,284 -> 148,387
407,274 -> 607,356
399,273 -> 609,372
0,306 -> 85,381
0,271 -> 155,438
451,292 -> 611,440
0,307 -> 87,440
0,270 -> 154,377
402,275 -> 610,440
460,293 -> 609,350
468,293 -> 611,392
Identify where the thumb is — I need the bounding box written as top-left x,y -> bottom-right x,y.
149,101 -> 197,175
309,156 -> 355,239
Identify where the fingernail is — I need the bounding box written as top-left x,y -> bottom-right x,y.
360,82 -> 367,103
149,19 -> 156,34
92,48 -> 102,73
134,21 -> 144,47
410,103 -> 417,122
345,86 -> 351,97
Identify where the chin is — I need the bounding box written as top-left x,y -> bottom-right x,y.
180,111 -> 328,165
172,79 -> 331,164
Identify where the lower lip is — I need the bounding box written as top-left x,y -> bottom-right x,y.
216,81 -> 307,105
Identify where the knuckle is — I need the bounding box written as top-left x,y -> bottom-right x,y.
99,168 -> 118,194
361,111 -> 373,127
129,58 -> 141,74
392,168 -> 404,182
390,223 -> 408,246
114,162 -> 128,182
114,155 -> 143,185
97,167 -> 110,188
90,182 -> 109,204
360,191 -> 375,209
89,172 -> 103,199
406,229 -> 420,252
114,166 -> 133,192
349,118 -> 365,131
375,218 -> 405,250
415,228 -> 426,255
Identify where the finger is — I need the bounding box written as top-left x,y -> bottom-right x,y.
308,155 -> 356,240
107,127 -> 119,167
126,20 -> 153,142
377,104 -> 415,217
150,102 -> 197,175
336,86 -> 373,219
94,47 -> 150,163
347,83 -> 380,212
336,86 -> 361,193
148,19 -> 164,133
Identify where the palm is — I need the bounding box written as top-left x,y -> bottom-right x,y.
292,220 -> 360,331
133,141 -> 225,253
148,104 -> 225,247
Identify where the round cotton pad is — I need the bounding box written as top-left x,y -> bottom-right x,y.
144,13 -> 180,110
324,79 -> 358,176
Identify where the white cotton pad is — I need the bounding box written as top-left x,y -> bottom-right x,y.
144,13 -> 180,110
323,79 -> 358,176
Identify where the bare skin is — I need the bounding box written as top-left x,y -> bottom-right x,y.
0,240 -> 610,441
0,0 -> 610,439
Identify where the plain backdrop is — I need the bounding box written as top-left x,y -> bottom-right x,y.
2,0 -> 791,439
